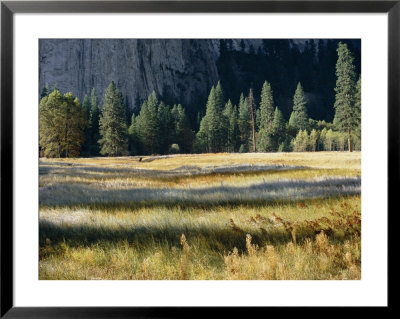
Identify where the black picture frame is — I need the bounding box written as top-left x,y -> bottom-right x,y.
1,0 -> 396,317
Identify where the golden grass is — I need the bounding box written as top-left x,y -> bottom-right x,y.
39,152 -> 361,280
40,151 -> 361,170
39,167 -> 360,189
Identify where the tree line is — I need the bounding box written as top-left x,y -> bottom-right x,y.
39,42 -> 360,158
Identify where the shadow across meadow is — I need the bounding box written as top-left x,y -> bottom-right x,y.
39,162 -> 309,179
39,176 -> 361,207
39,218 -> 323,257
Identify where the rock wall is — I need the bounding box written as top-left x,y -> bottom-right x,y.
39,39 -> 221,111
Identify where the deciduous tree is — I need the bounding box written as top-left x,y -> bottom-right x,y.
39,89 -> 87,157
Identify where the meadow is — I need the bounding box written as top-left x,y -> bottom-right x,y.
39,152 -> 361,280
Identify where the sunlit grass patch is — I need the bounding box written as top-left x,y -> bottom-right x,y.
40,151 -> 360,170
39,152 -> 361,280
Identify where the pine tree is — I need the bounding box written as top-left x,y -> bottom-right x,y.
39,89 -> 87,157
214,81 -> 226,151
40,83 -> 50,99
205,86 -> 220,152
271,107 -> 286,151
353,76 -> 361,150
333,42 -> 359,152
255,109 -> 261,132
80,94 -> 91,156
157,102 -> 174,154
171,104 -> 195,153
196,85 -> 225,153
135,91 -> 160,155
89,88 -> 101,155
98,81 -> 128,156
128,113 -> 141,155
222,100 -> 238,152
237,93 -> 250,152
248,88 -> 256,152
82,95 -> 91,120
196,113 -> 210,153
259,81 -> 275,129
257,81 -> 275,151
196,86 -> 214,152
289,82 -> 309,133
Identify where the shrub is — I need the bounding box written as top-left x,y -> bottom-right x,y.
239,144 -> 248,153
169,143 -> 180,154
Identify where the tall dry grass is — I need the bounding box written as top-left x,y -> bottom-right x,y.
39,152 -> 361,280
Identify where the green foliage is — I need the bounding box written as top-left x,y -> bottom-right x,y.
40,83 -> 50,99
324,129 -> 335,151
319,128 -> 327,151
88,88 -> 101,155
157,102 -> 174,154
98,81 -> 128,156
353,76 -> 361,150
82,95 -> 91,119
129,93 -> 194,155
309,129 -> 319,152
317,128 -> 357,152
238,144 -> 248,153
39,66 -> 361,157
171,104 -> 195,153
259,81 -> 275,130
278,137 -> 292,152
257,81 -> 275,152
289,82 -> 309,133
247,88 -> 257,152
196,83 -> 226,153
255,108 -> 261,132
333,42 -> 359,151
169,143 -> 180,154
292,130 -> 309,152
237,93 -> 251,151
271,107 -> 287,151
222,100 -> 238,152
128,114 -> 141,155
134,91 -> 160,155
39,89 -> 87,157
80,94 -> 92,156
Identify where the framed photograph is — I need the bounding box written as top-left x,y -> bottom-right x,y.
1,0 -> 395,317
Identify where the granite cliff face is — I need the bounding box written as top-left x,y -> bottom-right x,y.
39,39 -> 360,122
39,39 -> 221,111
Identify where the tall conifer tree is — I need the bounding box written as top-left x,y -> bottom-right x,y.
223,99 -> 238,152
333,42 -> 359,152
248,88 -> 257,152
80,94 -> 91,155
271,107 -> 286,151
196,85 -> 225,153
353,76 -> 361,150
171,104 -> 195,153
89,88 -> 101,155
237,93 -> 251,152
136,91 -> 160,155
257,81 -> 275,151
98,81 -> 128,156
289,82 -> 309,133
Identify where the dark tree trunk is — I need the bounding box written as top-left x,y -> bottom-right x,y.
348,128 -> 353,152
